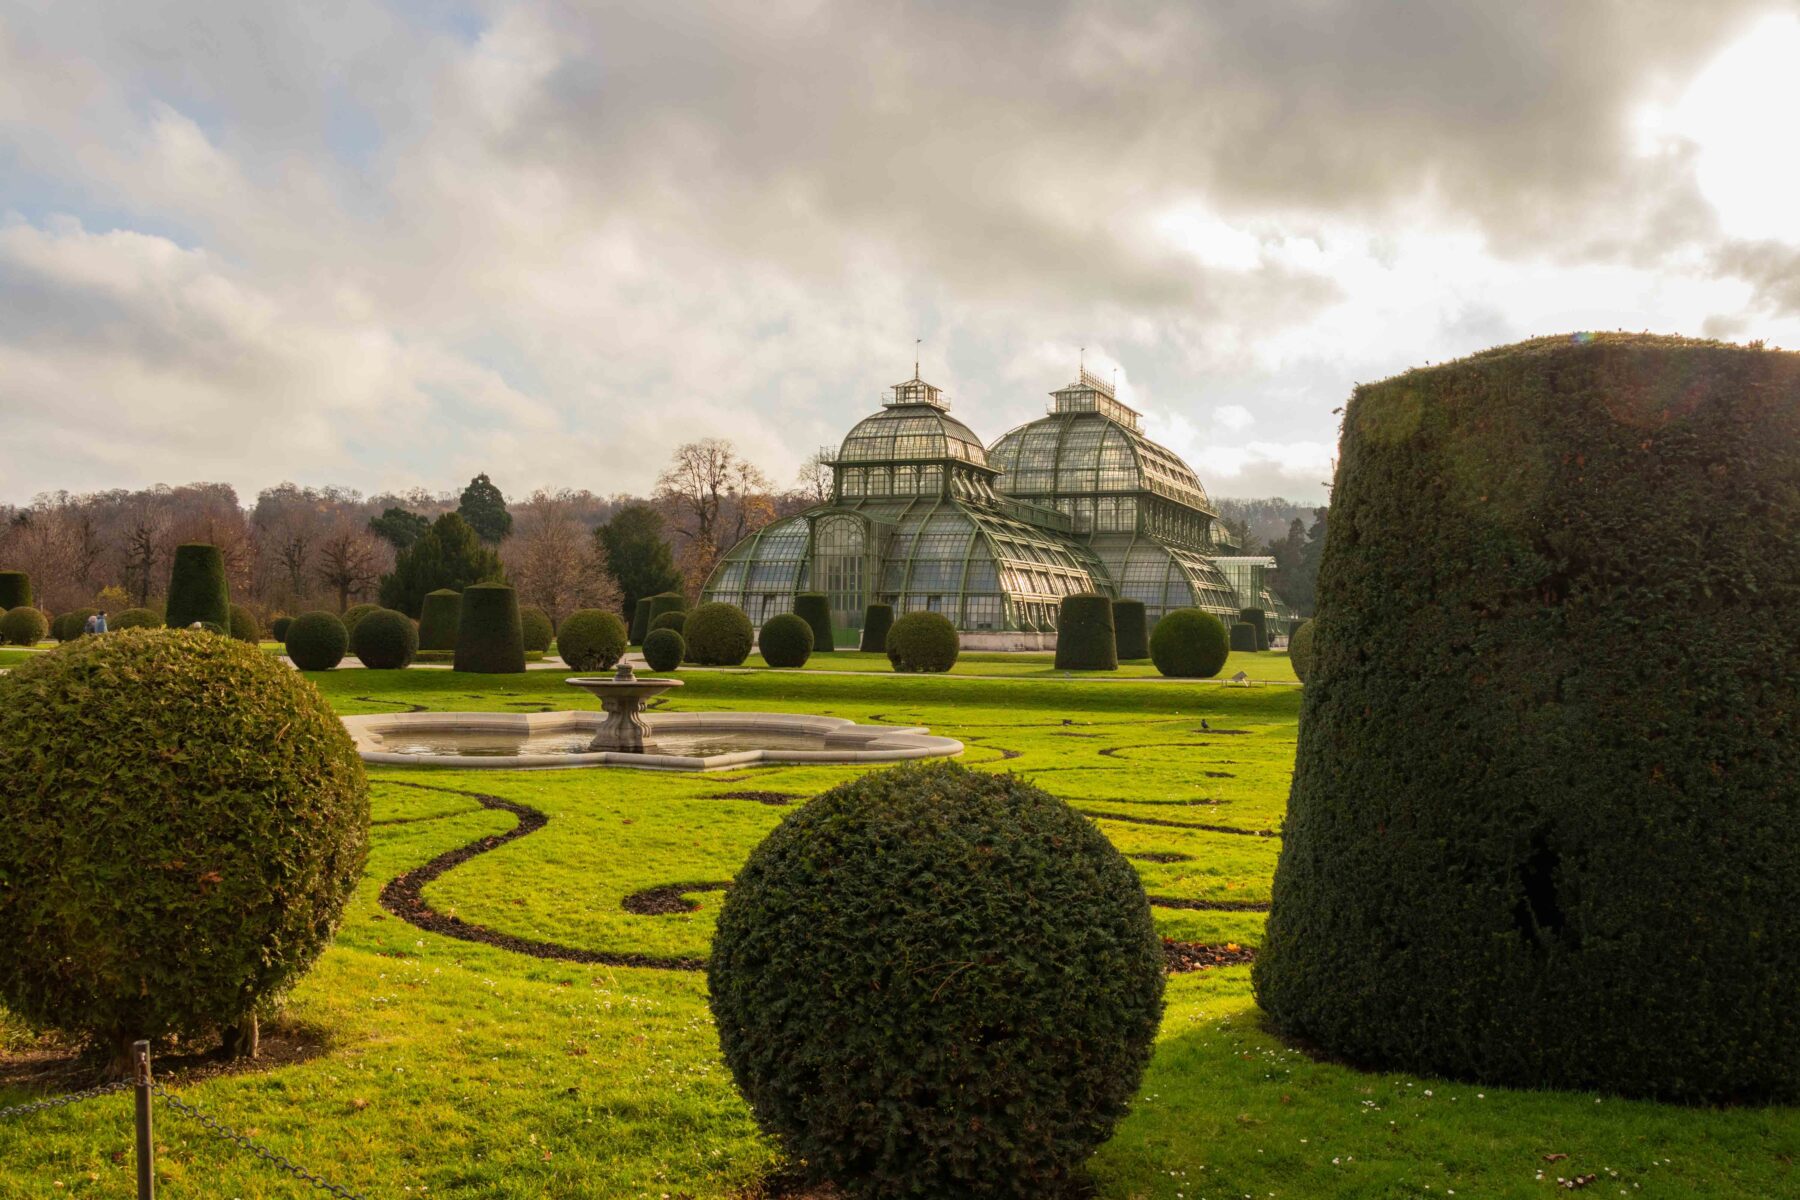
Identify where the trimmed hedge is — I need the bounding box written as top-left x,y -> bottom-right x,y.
1288,619 -> 1316,683
710,761 -> 1164,1198
647,591 -> 687,628
1113,598 -> 1148,661
1238,607 -> 1269,651
53,609 -> 97,642
1055,593 -> 1118,670
1229,621 -> 1257,652
793,592 -> 835,653
285,611 -> 348,671
417,588 -> 461,651
351,608 -> 418,669
758,613 -> 813,668
886,610 -> 959,673
519,606 -> 554,653
859,603 -> 893,653
642,627 -> 685,672
557,609 -> 629,672
629,597 -> 653,645
165,544 -> 229,630
0,629 -> 368,1053
1148,609 -> 1229,678
454,583 -> 525,674
1255,333 -> 1800,1102
650,611 -> 687,635
1,606 -> 48,646
684,602 -> 754,666
113,608 -> 161,632
227,605 -> 260,644
341,603 -> 380,642
0,571 -> 29,611
270,615 -> 293,642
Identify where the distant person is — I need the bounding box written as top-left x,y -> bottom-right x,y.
94,611 -> 108,633
83,612 -> 98,636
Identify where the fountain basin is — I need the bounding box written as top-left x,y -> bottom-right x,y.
341,710 -> 963,771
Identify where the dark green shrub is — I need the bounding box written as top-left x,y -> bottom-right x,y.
629,597 -> 653,645
793,592 -> 835,653
1288,619 -> 1316,683
1054,593 -> 1118,670
351,608 -> 418,669
54,609 -> 97,641
758,613 -> 814,668
1148,609 -> 1229,678
0,571 -> 30,611
650,611 -> 687,635
557,609 -> 629,672
885,610 -> 958,673
270,614 -> 293,641
1,606 -> 48,646
642,628 -> 684,672
519,606 -> 554,653
859,603 -> 893,653
710,761 -> 1164,1199
683,602 -> 754,666
1256,333 -> 1800,1102
341,603 -> 380,642
376,511 -> 504,617
285,611 -> 348,671
1112,599 -> 1149,660
1229,621 -> 1257,652
164,544 -> 229,630
227,605 -> 260,644
454,583 -> 525,674
1238,607 -> 1269,651
0,629 -> 367,1053
417,588 -> 461,651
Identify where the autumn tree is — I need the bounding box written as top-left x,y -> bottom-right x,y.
315,518 -> 388,612
654,439 -> 773,591
502,489 -> 621,625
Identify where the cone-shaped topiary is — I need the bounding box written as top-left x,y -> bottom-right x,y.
270,614 -> 293,642
683,602 -> 754,666
1287,619 -> 1316,683
557,609 -> 628,671
629,597 -> 653,645
1256,333 -> 1800,1102
519,606 -> 554,653
642,627 -> 684,672
1,606 -> 48,646
165,544 -> 229,630
1229,621 -> 1257,652
227,605 -> 260,644
860,603 -> 893,653
0,629 -> 368,1054
758,612 -> 813,668
0,571 -> 30,611
1054,593 -> 1118,670
113,608 -> 161,631
1112,599 -> 1149,660
793,592 -> 835,653
341,603 -> 380,643
285,611 -> 348,671
1238,607 -> 1268,651
351,608 -> 418,669
1148,609 -> 1229,678
710,761 -> 1165,1199
417,588 -> 461,651
886,610 -> 958,673
53,609 -> 96,642
650,611 -> 687,635
454,583 -> 525,673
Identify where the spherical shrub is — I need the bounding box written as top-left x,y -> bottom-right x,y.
165,544 -> 229,630
859,603 -> 893,653
227,605 -> 260,644
642,627 -> 685,672
417,588 -> 461,651
0,629 -> 368,1051
454,583 -> 525,674
647,591 -> 687,624
341,603 -> 380,642
1,606 -> 48,646
793,592 -> 835,653
885,610 -> 959,673
650,611 -> 687,635
270,614 -> 293,642
758,612 -> 814,668
519,606 -> 554,653
285,611 -> 348,670
1148,609 -> 1229,678
1238,607 -> 1269,651
0,570 -> 30,611
1055,593 -> 1118,670
53,609 -> 97,641
1112,598 -> 1149,661
710,761 -> 1165,1199
629,597 -> 653,645
1229,621 -> 1257,652
115,608 -> 161,631
1256,333 -> 1800,1102
1287,619 -> 1316,683
683,602 -> 754,666
557,609 -> 629,671
352,608 -> 418,669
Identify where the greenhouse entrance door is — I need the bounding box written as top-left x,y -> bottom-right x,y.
811,514 -> 867,638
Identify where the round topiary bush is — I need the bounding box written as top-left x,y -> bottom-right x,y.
885,610 -> 959,673
1238,607 -> 1269,651
758,612 -> 814,668
710,761 -> 1165,1199
650,611 -> 687,635
629,597 -> 653,645
341,603 -> 380,643
683,602 -> 754,666
1,606 -> 48,646
647,591 -> 687,624
164,544 -> 229,630
793,592 -> 835,653
351,608 -> 418,669
1054,593 -> 1118,671
454,583 -> 525,674
53,609 -> 97,641
1228,621 -> 1257,652
285,611 -> 348,670
0,570 -> 30,611
1148,609 -> 1229,678
860,603 -> 893,653
642,627 -> 685,672
0,629 -> 368,1055
270,614 -> 293,642
227,605 -> 260,644
417,588 -> 461,651
519,606 -> 554,653
1112,598 -> 1149,661
1256,333 -> 1800,1103
1287,619 -> 1316,683
557,609 -> 629,672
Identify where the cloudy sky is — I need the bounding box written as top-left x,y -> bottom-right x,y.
5,0 -> 1800,507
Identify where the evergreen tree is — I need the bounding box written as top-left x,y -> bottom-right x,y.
378,512 -> 505,616
457,473 -> 513,544
368,506 -> 431,551
598,504 -> 683,617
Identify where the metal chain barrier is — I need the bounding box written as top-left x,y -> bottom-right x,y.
0,1078 -> 131,1120
150,1080 -> 368,1199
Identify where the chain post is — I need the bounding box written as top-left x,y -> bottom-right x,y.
132,1040 -> 153,1200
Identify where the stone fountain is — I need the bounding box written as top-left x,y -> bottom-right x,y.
565,662 -> 684,752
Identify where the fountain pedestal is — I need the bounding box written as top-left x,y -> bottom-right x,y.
566,664 -> 684,752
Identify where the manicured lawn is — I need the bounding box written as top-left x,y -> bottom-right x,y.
2,665 -> 1793,1198
730,647 -> 1300,683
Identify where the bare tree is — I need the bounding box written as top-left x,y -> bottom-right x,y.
795,450 -> 833,506
502,489 -> 622,625
314,519 -> 386,612
655,439 -> 773,591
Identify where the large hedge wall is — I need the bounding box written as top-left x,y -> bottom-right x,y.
683,602 -> 754,666
557,609 -> 629,672
1255,333 -> 1800,1102
1148,609 -> 1229,678
351,608 -> 418,669
710,762 -> 1164,1198
1228,621 -> 1257,652
641,627 -> 684,672
0,571 -> 31,610
1287,619 -> 1316,683
885,610 -> 958,673
859,603 -> 893,653
285,611 -> 348,671
758,612 -> 813,668
793,592 -> 835,653
1054,593 -> 1117,671
1237,607 -> 1268,651
518,606 -> 554,653
165,544 -> 230,630
417,588 -> 461,651
0,630 -> 367,1053
454,583 -> 525,674
629,597 -> 653,645
1,606 -> 48,646
1112,598 -> 1148,661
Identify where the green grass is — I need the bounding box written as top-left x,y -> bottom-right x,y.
723,647 -> 1300,682
1,665 -> 1793,1199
